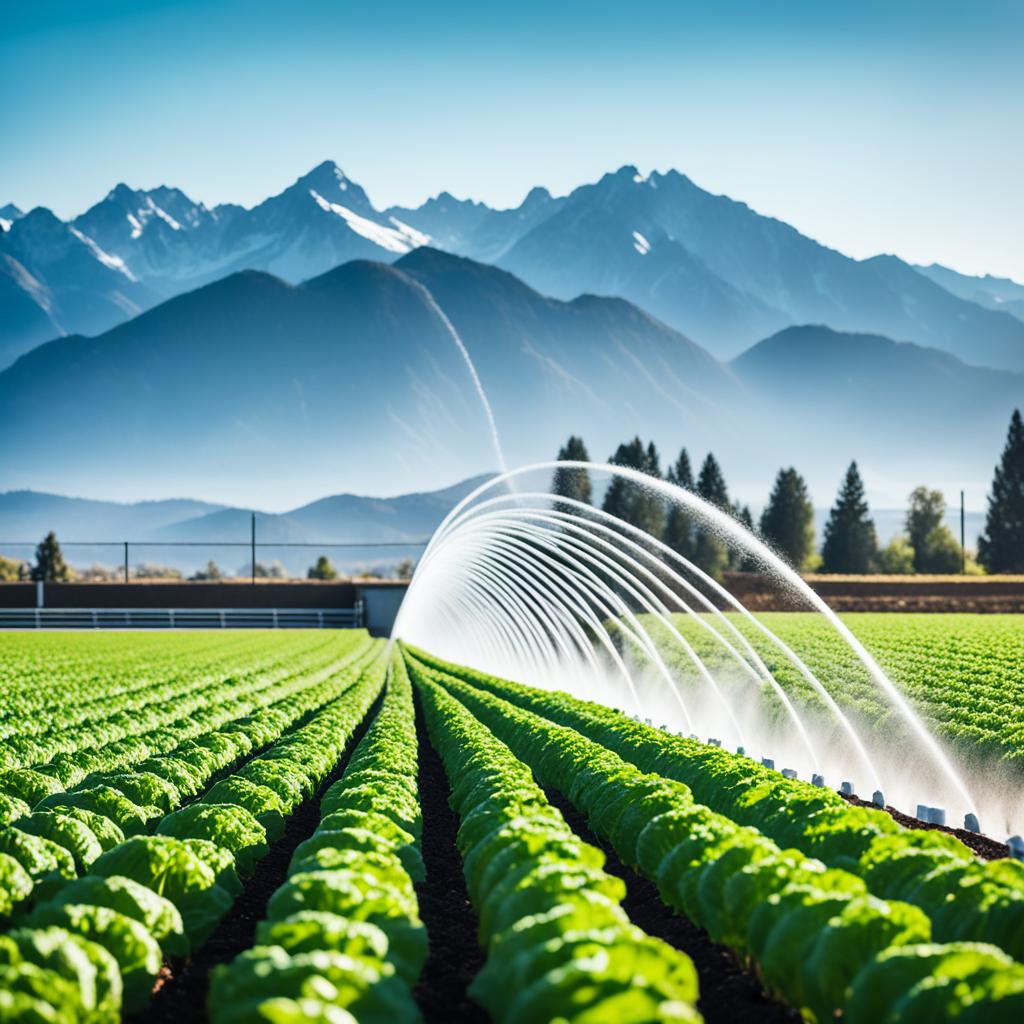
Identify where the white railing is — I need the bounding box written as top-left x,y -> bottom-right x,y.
0,605 -> 364,630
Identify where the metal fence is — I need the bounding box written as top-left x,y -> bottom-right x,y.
1,514 -> 431,582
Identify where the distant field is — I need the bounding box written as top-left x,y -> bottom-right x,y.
652,612 -> 1024,769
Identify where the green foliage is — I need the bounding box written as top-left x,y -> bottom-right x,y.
664,448 -> 696,562
409,645 -> 1024,1021
693,452 -> 731,578
821,462 -> 878,573
189,560 -> 223,581
601,436 -> 665,539
877,535 -> 915,574
307,555 -> 338,580
0,555 -> 28,581
979,409 -> 1024,573
30,532 -> 69,582
551,435 -> 592,511
906,487 -> 963,573
760,467 -> 815,570
405,654 -> 700,1023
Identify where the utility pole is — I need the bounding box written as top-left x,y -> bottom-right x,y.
960,490 -> 966,575
251,512 -> 256,584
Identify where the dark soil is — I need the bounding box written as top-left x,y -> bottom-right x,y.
544,788 -> 801,1024
412,692 -> 489,1024
136,691 -> 382,1023
841,793 -> 1011,861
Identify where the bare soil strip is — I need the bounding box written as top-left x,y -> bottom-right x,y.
412,692 -> 489,1024
841,793 -> 1011,860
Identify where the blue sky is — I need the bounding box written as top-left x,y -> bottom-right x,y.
1,0 -> 1022,280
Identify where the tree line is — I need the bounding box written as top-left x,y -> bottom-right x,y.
551,408 -> 1024,576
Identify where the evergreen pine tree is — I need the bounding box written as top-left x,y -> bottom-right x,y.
664,448 -> 695,561
602,436 -> 665,538
821,462 -> 878,573
693,453 -> 731,578
696,453 -> 729,508
760,467 -> 815,570
978,409 -> 1024,573
31,531 -> 70,582
551,436 -> 592,513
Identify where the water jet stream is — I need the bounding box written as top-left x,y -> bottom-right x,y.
398,461 -> 977,819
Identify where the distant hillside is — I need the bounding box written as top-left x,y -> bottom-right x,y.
0,475 -> 492,576
0,249 -> 738,506
914,263 -> 1024,324
730,325 -> 1023,498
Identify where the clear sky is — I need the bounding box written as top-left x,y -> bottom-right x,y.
2,0 -> 1022,280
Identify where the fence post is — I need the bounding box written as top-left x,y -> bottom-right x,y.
36,580 -> 44,609
124,541 -> 129,584
960,490 -> 965,575
251,512 -> 256,585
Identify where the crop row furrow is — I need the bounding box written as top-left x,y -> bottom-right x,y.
412,660 -> 704,1023
406,648 -> 1024,1022
207,646 -> 426,1022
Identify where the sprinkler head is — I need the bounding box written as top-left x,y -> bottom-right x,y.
781,768 -> 797,780
929,807 -> 946,826
708,737 -> 721,747
761,757 -> 775,770
736,746 -> 746,756
840,781 -> 855,797
916,804 -> 929,821
963,813 -> 980,833
812,773 -> 825,787
1008,836 -> 1024,861
872,790 -> 885,808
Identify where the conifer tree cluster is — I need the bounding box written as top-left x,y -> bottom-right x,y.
551,409 -> 1022,579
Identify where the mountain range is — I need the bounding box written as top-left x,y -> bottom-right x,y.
4,161 -> 1024,372
0,245 -> 1018,508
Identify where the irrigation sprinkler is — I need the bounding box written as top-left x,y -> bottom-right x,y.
781,768 -> 797,780
929,807 -> 946,826
872,790 -> 885,808
736,746 -> 746,756
708,737 -> 721,747
1008,836 -> 1024,861
964,813 -> 981,833
916,804 -> 929,821
840,781 -> 855,797
812,773 -> 825,787
761,757 -> 775,770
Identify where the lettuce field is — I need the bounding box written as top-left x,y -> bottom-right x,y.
0,620 -> 1023,1023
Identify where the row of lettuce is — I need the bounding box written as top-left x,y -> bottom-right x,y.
207,647 -> 427,1023
404,644 -> 1024,1023
1,631 -> 364,775
0,636 -> 385,1022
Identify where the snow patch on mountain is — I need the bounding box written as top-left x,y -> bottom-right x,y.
309,190 -> 426,254
632,230 -> 651,255
68,228 -> 137,281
